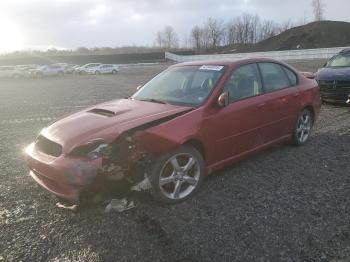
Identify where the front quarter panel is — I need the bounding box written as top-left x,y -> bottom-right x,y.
134,108 -> 204,156
298,76 -> 321,119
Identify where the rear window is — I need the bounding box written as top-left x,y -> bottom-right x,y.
258,63 -> 292,92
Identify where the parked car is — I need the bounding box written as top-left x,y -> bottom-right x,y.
316,48 -> 350,104
0,66 -> 26,79
62,64 -> 78,74
24,59 -> 321,204
86,64 -> 120,75
30,65 -> 64,77
16,64 -> 40,71
75,63 -> 102,74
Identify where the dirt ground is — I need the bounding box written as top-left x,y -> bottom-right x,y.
0,61 -> 349,262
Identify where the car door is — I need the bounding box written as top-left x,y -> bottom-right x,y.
102,65 -> 109,74
43,66 -> 51,76
256,62 -> 300,142
203,63 -> 269,164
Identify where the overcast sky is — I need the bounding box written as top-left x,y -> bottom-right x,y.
0,0 -> 349,53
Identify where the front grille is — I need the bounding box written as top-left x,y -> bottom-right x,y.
35,135 -> 62,157
318,80 -> 350,91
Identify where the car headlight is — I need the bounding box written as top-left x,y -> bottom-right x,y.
71,140 -> 112,160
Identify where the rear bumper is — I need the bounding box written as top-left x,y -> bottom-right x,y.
24,143 -> 102,204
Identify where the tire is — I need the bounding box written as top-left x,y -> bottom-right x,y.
147,145 -> 205,204
36,72 -> 43,78
292,108 -> 313,146
12,74 -> 20,79
112,70 -> 117,75
95,70 -> 101,75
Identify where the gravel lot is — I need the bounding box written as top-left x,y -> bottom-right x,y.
0,61 -> 349,262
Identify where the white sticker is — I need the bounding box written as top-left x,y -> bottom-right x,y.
199,65 -> 224,71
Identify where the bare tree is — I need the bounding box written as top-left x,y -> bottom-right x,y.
162,26 -> 179,49
258,20 -> 279,41
225,20 -> 237,45
312,0 -> 325,21
205,17 -> 224,48
154,31 -> 163,48
190,25 -> 204,51
154,26 -> 179,49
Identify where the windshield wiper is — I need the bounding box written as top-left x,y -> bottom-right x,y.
138,98 -> 167,104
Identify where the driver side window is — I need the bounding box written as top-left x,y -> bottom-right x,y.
224,63 -> 262,102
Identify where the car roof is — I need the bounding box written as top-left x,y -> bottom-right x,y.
340,48 -> 350,54
172,58 -> 292,68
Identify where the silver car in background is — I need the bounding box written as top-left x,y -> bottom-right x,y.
86,64 -> 120,74
0,66 -> 26,79
75,63 -> 102,74
30,65 -> 64,77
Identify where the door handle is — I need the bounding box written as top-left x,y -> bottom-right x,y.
294,92 -> 300,97
257,103 -> 265,108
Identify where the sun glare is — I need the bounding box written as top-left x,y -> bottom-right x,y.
0,19 -> 24,53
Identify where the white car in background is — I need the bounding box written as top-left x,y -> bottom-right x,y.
0,66 -> 26,79
87,64 -> 120,75
16,64 -> 40,71
30,65 -> 64,77
75,63 -> 102,74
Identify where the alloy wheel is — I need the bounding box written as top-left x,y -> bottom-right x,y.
296,111 -> 312,143
158,153 -> 200,200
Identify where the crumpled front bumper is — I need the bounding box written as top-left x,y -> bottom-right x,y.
24,143 -> 103,204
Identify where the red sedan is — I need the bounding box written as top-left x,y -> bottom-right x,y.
24,59 -> 321,204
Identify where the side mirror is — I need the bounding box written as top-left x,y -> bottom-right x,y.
217,92 -> 229,107
136,85 -> 143,91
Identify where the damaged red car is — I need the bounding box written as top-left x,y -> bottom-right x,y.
24,59 -> 321,204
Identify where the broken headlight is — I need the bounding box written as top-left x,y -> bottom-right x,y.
71,140 -> 112,160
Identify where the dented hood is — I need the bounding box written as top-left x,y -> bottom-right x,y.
316,67 -> 350,81
43,99 -> 193,154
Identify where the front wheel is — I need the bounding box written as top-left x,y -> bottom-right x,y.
112,70 -> 117,74
148,146 -> 204,204
292,108 -> 313,146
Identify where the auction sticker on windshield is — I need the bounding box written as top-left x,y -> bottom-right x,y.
199,65 -> 224,71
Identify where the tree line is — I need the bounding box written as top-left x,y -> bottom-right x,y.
155,14 -> 303,52
154,0 -> 326,52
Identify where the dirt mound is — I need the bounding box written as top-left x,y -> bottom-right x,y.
213,21 -> 350,54
256,20 -> 350,51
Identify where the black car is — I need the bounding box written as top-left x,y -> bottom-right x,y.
316,48 -> 350,104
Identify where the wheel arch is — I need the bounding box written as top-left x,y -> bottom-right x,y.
183,139 -> 206,161
302,105 -> 315,124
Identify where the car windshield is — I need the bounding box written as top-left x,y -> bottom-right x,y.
326,54 -> 350,67
132,65 -> 225,106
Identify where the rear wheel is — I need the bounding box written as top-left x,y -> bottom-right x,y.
148,146 -> 204,204
95,70 -> 101,75
292,108 -> 313,146
112,70 -> 117,75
